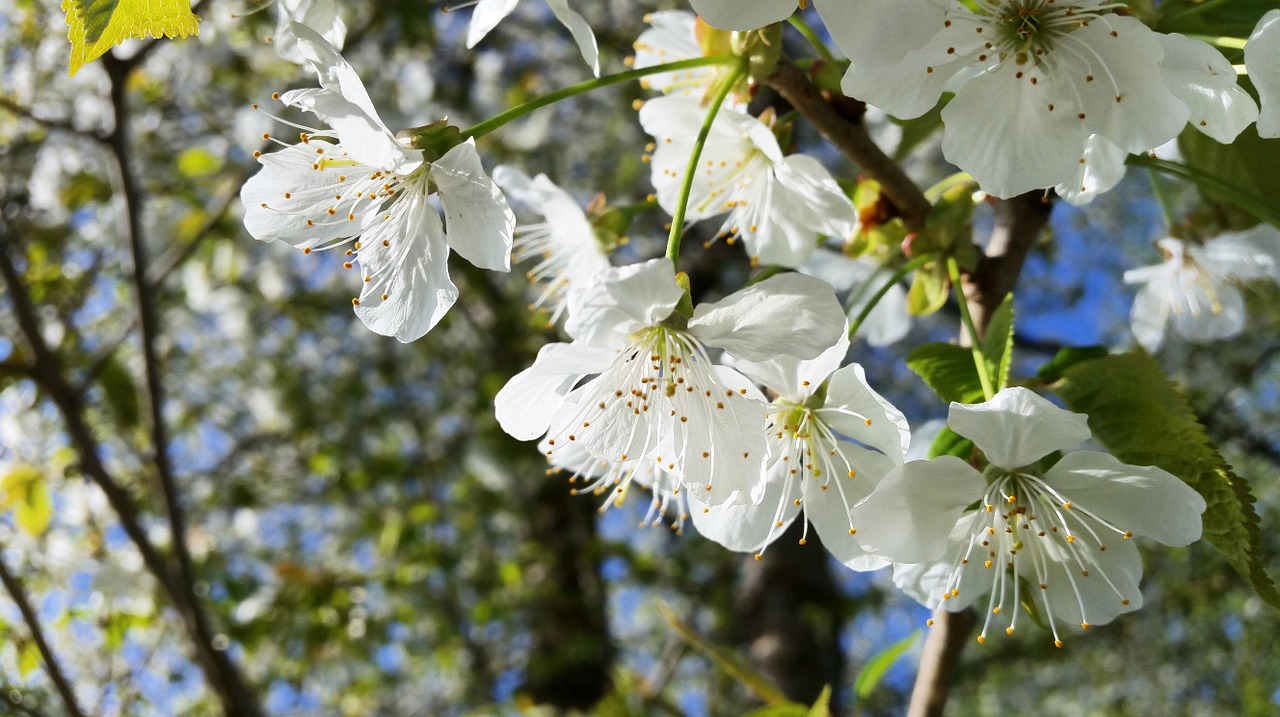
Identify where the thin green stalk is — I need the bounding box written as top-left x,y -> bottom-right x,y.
847,253 -> 934,339
1128,154 -> 1280,228
1147,168 -> 1177,232
947,256 -> 995,401
787,15 -> 835,62
664,61 -> 748,266
461,56 -> 734,140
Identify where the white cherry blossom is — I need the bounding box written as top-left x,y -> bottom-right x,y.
818,0 -> 1254,199
241,23 -> 514,342
688,0 -> 800,32
1246,9 -> 1280,138
494,258 -> 847,506
690,332 -> 909,568
851,388 -> 1206,646
491,166 -> 610,325
1124,226 -> 1280,352
633,11 -> 727,101
271,0 -> 346,64
639,96 -> 857,268
464,0 -> 600,76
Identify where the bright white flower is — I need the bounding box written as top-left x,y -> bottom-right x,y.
1124,226 -> 1280,352
689,0 -> 799,32
272,0 -> 347,64
465,0 -> 600,76
541,438 -> 692,532
241,23 -> 515,342
495,257 -> 847,505
800,250 -> 911,346
491,166 -> 610,325
1246,9 -> 1280,138
632,11 -> 724,100
690,332 -> 910,568
818,0 -> 1255,199
851,388 -> 1206,645
639,96 -> 858,268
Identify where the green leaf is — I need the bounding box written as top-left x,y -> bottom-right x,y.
905,343 -> 986,405
1149,0 -> 1277,40
1050,352 -> 1280,609
1176,126 -> 1280,230
927,426 -> 973,460
1035,345 -> 1110,384
63,0 -> 200,76
980,293 -> 1014,392
854,630 -> 921,699
807,686 -> 832,717
658,603 -> 789,705
892,100 -> 945,162
176,147 -> 222,178
17,640 -> 39,678
906,264 -> 948,316
98,356 -> 140,430
2,465 -> 53,537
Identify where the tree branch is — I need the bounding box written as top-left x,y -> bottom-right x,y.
764,59 -> 932,231
907,191 -> 1053,717
0,96 -> 108,142
0,554 -> 88,717
100,53 -> 265,717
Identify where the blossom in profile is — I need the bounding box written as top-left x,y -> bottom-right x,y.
690,332 -> 910,568
1124,226 -> 1280,352
241,23 -> 514,342
463,0 -> 600,76
818,0 -> 1256,199
850,388 -> 1206,646
494,257 -> 847,505
639,96 -> 857,268
491,166 -> 610,325
1246,9 -> 1280,138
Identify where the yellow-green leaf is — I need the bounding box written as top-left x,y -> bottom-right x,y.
17,640 -> 40,678
2,465 -> 53,537
63,0 -> 200,76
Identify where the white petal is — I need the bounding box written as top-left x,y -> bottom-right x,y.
849,457 -> 985,564
814,0 -> 945,69
743,154 -> 857,267
840,39 -> 969,120
1035,531 -> 1143,629
1199,225 -> 1280,282
1044,451 -> 1206,547
806,444 -> 895,571
688,272 -> 846,362
1129,279 -> 1169,352
564,258 -> 682,346
949,387 -> 1092,470
1054,134 -> 1128,207
432,141 -> 515,272
733,332 -> 849,402
351,186 -> 456,342
673,365 -> 770,506
633,12 -> 711,96
688,472 -> 800,553
1169,282 -> 1245,343
689,0 -> 795,31
1246,9 -> 1280,138
821,363 -> 911,460
466,0 -> 521,48
273,0 -> 347,64
546,0 -> 600,76
941,62 -> 1090,198
240,141 -> 377,248
495,342 -> 614,440
1159,33 -> 1258,144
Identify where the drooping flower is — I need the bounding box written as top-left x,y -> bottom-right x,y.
463,0 -> 600,76
271,0 -> 347,64
494,257 -> 847,505
688,0 -> 800,32
1123,226 -> 1280,352
851,388 -> 1206,645
690,331 -> 910,568
817,0 -> 1256,199
639,96 -> 858,268
241,23 -> 514,342
491,166 -> 611,325
1246,9 -> 1280,138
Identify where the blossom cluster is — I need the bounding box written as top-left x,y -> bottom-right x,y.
229,1 -> 1280,645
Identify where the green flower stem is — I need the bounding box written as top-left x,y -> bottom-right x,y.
947,255 -> 995,402
1128,154 -> 1280,228
461,56 -> 735,141
847,253 -> 934,340
1147,168 -> 1177,232
664,61 -> 748,266
787,15 -> 835,62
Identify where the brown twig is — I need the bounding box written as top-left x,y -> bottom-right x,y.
0,554 -> 89,717
764,59 -> 932,231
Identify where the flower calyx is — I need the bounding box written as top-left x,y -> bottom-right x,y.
397,119 -> 466,163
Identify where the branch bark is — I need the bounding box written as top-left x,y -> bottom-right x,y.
0,554 -> 88,717
907,191 -> 1053,717
764,59 -> 932,231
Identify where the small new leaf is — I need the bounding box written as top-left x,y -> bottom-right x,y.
63,0 -> 200,76
906,343 -> 986,404
854,631 -> 920,699
981,293 -> 1014,392
1051,351 -> 1280,609
1,465 -> 53,538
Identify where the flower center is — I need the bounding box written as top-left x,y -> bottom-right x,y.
935,470 -> 1136,647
